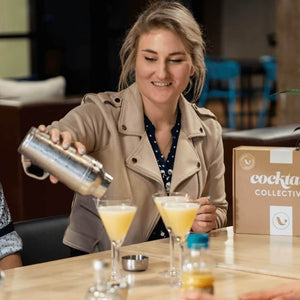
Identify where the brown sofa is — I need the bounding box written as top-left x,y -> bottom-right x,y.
1,96 -> 82,221
222,124 -> 300,226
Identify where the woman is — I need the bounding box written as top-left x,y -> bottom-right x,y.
0,183 -> 22,269
22,1 -> 227,254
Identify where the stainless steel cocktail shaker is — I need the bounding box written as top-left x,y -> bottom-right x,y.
18,127 -> 113,198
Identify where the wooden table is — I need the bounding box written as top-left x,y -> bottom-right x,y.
2,227 -> 299,299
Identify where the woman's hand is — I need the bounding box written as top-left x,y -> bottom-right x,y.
180,282 -> 300,300
239,282 -> 300,300
191,196 -> 216,233
38,124 -> 86,184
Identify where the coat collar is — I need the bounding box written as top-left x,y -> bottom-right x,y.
117,83 -> 207,139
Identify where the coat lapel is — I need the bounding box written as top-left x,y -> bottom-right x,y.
171,97 -> 206,191
118,84 -> 163,187
170,130 -> 200,191
126,132 -> 163,185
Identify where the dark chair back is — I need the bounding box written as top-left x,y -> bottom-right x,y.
14,215 -> 70,266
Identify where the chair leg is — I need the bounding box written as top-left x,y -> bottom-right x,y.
257,97 -> 269,128
228,92 -> 236,129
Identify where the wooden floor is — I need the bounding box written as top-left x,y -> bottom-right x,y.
203,96 -> 278,130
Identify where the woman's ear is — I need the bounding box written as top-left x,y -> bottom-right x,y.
190,65 -> 195,77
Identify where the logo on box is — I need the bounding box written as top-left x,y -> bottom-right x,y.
270,206 -> 293,236
239,153 -> 255,170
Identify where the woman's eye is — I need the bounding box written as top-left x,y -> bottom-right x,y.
169,59 -> 183,63
145,56 -> 156,62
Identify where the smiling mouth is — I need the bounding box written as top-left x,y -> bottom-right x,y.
151,81 -> 172,87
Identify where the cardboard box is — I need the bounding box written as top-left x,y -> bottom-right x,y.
233,146 -> 300,236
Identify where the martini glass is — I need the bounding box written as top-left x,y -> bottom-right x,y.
95,198 -> 137,284
162,197 -> 200,279
152,192 -> 189,278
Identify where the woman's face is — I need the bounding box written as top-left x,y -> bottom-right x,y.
135,28 -> 194,107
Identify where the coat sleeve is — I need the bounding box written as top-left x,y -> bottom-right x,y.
0,184 -> 23,259
49,93 -> 110,152
21,93 -> 111,180
202,121 -> 228,228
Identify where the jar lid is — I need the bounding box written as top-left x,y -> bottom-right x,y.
187,233 -> 209,249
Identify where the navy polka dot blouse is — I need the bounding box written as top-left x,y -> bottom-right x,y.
144,110 -> 181,194
145,110 -> 181,240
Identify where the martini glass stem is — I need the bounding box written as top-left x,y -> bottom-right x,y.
179,239 -> 185,277
169,231 -> 177,276
111,240 -> 121,283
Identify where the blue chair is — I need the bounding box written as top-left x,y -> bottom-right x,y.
199,58 -> 241,129
257,56 -> 277,128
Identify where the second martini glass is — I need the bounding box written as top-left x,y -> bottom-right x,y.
152,192 -> 189,278
96,198 -> 137,284
162,197 -> 200,278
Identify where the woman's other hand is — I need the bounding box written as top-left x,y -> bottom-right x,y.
192,196 -> 216,233
38,125 -> 86,184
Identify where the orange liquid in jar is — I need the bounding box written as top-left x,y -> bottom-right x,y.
182,271 -> 214,294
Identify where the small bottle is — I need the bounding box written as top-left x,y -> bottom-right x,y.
86,260 -> 115,300
182,233 -> 215,294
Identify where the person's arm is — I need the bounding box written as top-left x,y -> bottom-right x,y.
0,253 -> 22,270
180,282 -> 300,300
192,121 -> 227,232
0,184 -> 23,269
239,282 -> 300,300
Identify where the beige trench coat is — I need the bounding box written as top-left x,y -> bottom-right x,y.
22,83 -> 228,252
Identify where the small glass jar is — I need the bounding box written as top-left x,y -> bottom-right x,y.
182,233 -> 215,294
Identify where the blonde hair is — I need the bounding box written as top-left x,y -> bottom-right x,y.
118,1 -> 206,103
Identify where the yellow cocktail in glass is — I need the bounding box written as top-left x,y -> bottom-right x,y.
163,202 -> 199,242
153,197 -> 171,228
153,192 -> 189,279
98,205 -> 136,242
96,198 -> 137,284
162,198 -> 200,278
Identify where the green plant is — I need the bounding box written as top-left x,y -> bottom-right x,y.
276,89 -> 300,95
